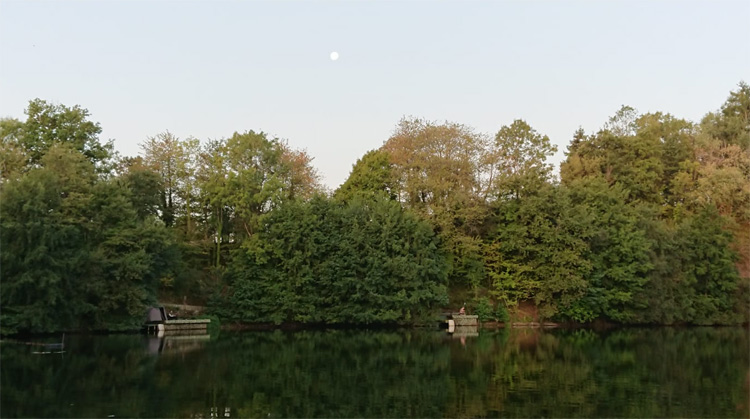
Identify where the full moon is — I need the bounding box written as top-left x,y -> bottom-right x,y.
330,51 -> 339,61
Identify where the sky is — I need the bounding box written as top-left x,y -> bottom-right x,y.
1,0 -> 748,189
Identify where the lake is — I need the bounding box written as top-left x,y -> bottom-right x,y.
2,327 -> 748,418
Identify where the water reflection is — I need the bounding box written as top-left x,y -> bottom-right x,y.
1,328 -> 748,418
145,335 -> 211,356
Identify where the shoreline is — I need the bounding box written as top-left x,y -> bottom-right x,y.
3,319 -> 748,338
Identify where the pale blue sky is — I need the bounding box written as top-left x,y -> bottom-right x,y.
1,0 -> 748,188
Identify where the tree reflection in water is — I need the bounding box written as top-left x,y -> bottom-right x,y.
1,328 -> 748,418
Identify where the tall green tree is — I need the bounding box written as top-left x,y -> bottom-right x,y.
1,143 -> 180,332
0,145 -> 95,332
704,81 -> 750,150
15,99 -> 113,168
0,118 -> 28,182
562,178 -> 653,322
675,206 -> 743,324
383,118 -> 488,289
561,106 -> 676,205
141,131 -> 186,227
484,119 -> 557,200
224,130 -> 288,238
633,204 -> 745,325
0,100 -> 182,333
86,177 -> 180,330
192,131 -> 323,270
195,139 -> 231,268
219,195 -> 448,325
484,184 -> 592,319
335,149 -> 397,201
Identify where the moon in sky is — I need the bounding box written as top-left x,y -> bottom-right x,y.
330,51 -> 339,61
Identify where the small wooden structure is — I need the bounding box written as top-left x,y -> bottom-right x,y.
144,306 -> 210,336
446,314 -> 479,334
450,314 -> 478,327
146,319 -> 211,334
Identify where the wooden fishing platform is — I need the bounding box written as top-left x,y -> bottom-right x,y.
446,314 -> 479,333
450,314 -> 479,326
145,319 -> 210,334
144,306 -> 210,335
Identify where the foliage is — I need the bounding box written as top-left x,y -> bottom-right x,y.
15,99 -> 113,169
495,303 -> 510,323
0,102 -> 181,334
674,206 -> 741,324
485,119 -> 558,200
217,195 -> 448,325
334,149 -> 397,201
484,184 -> 592,320
555,85 -> 750,323
561,178 -> 652,323
382,117 -> 489,289
472,296 -> 494,322
3,82 -> 749,331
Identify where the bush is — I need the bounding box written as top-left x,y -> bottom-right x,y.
474,297 -> 495,322
495,303 -> 510,323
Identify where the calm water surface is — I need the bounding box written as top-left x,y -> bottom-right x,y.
2,327 -> 748,418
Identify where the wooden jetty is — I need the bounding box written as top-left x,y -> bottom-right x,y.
446,314 -> 479,334
144,306 -> 210,336
450,314 -> 479,326
145,319 -> 211,335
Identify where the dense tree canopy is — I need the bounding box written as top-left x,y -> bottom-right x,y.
0,140 -> 179,333
334,149 -> 397,201
2,83 -> 748,333
485,119 -> 558,200
215,195 -> 448,325
484,183 -> 592,319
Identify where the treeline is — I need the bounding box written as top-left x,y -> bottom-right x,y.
1,83 -> 748,333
